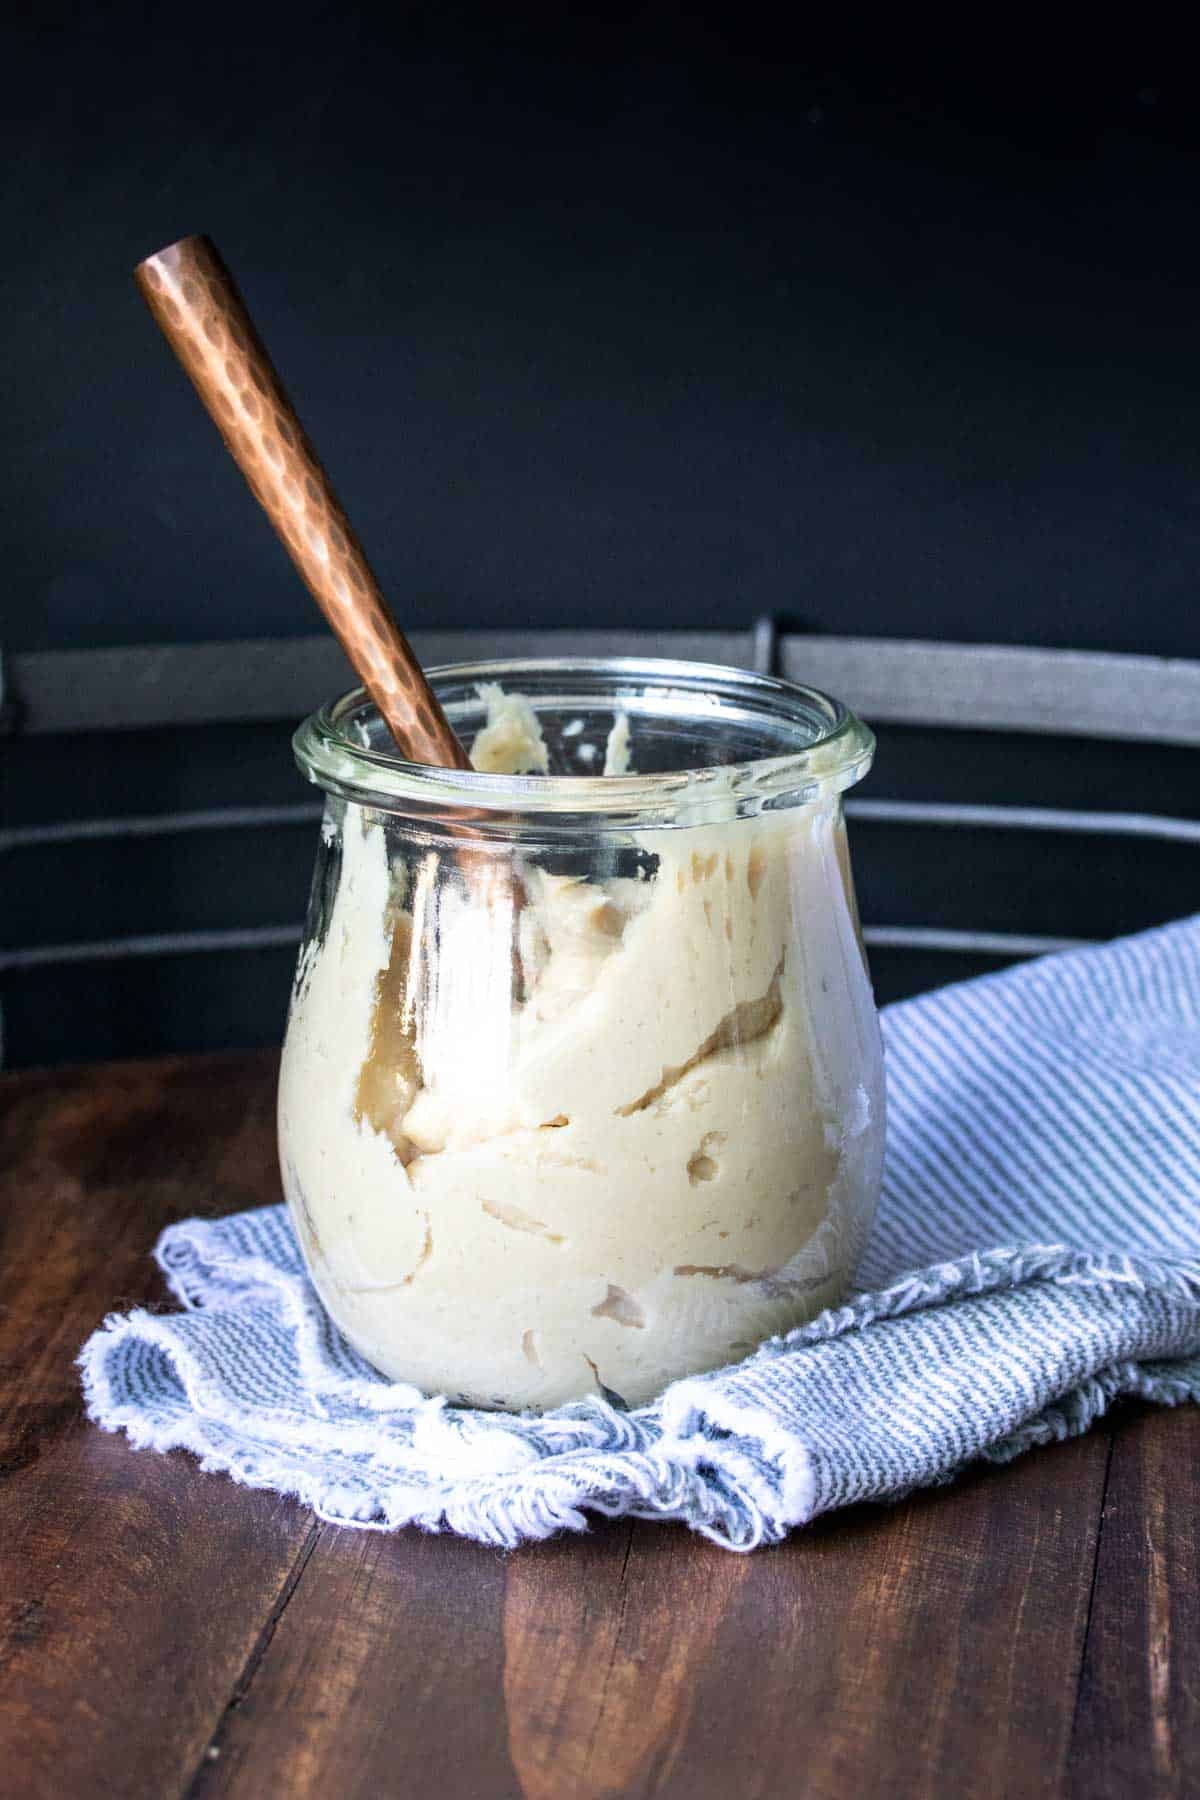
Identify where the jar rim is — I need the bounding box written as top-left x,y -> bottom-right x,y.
293,656 -> 875,829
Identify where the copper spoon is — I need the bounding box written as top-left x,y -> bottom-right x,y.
135,233 -> 471,770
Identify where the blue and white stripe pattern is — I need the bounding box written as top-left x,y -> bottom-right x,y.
80,916 -> 1200,1550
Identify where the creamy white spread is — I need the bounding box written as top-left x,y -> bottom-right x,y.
602,711 -> 631,775
468,685 -> 550,774
278,697 -> 883,1409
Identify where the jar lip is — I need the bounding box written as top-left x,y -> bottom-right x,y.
293,656 -> 875,826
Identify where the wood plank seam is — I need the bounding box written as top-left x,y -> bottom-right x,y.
183,1520 -> 325,1796
1067,1427 -> 1118,1773
581,1522 -> 638,1784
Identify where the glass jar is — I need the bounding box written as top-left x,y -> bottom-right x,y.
278,657 -> 884,1411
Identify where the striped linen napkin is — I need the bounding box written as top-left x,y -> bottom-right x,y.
80,916 -> 1200,1550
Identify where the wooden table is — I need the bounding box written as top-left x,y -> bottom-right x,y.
1,1051 -> 1196,1799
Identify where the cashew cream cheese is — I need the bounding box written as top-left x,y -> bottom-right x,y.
278,693 -> 883,1409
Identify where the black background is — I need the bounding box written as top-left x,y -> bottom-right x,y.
4,9 -> 1199,1067
7,7 -> 1200,657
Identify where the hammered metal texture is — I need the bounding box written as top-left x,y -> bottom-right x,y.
135,235 -> 470,769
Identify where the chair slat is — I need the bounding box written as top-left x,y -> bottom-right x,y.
9,632 -> 1200,745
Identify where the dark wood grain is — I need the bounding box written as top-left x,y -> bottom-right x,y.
1069,1403 -> 1200,1799
0,1053 -> 314,1800
188,1523 -> 521,1799
651,1439 -> 1111,1800
500,1443 -> 1112,1800
0,1051 -> 1195,1799
192,1439 -> 1111,1800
